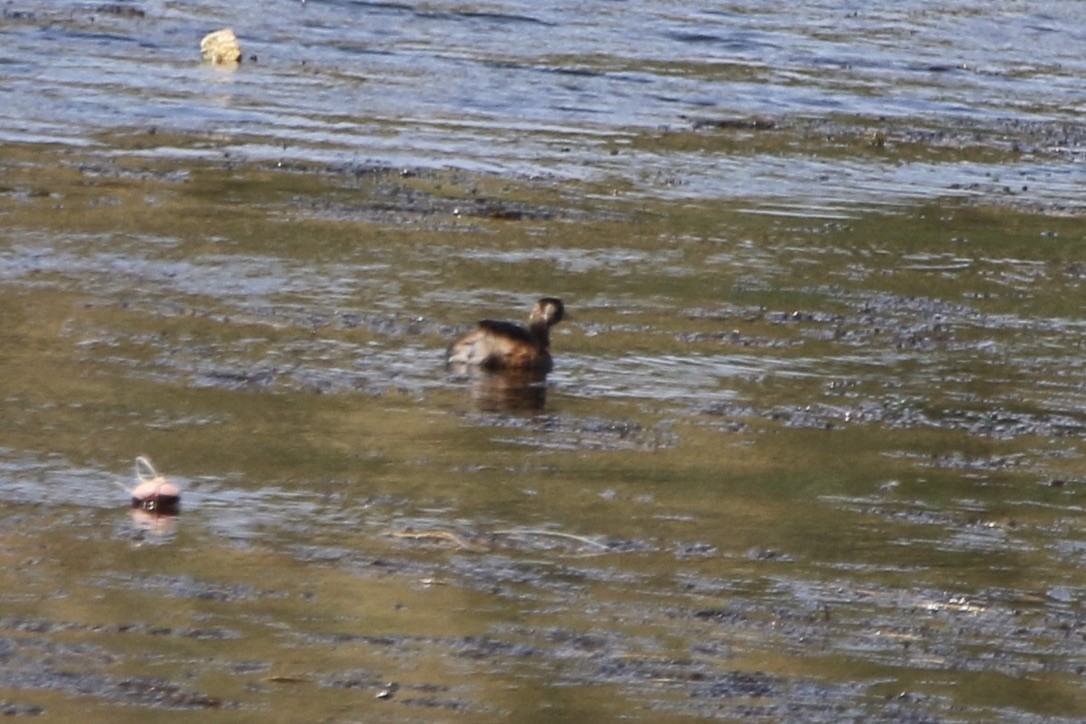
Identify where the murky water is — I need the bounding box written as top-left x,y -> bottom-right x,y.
2,1 -> 1086,721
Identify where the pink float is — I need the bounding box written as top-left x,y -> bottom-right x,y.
130,456 -> 181,515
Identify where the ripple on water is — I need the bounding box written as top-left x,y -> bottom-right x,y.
0,453 -> 132,511
2,2 -> 1085,210
555,352 -> 815,405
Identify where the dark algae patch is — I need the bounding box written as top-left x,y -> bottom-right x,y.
1,107 -> 1085,723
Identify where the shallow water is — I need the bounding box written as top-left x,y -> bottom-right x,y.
2,1 -> 1086,721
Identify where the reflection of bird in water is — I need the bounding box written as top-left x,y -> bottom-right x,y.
447,297 -> 565,372
449,364 -> 548,413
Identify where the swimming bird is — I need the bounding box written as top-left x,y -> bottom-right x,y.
447,297 -> 565,372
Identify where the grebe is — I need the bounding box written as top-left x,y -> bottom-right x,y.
447,297 -> 565,372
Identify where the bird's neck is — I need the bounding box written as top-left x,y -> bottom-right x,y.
528,321 -> 551,349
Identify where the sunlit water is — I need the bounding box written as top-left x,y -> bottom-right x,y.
1,1 -> 1085,721
3,0 -> 1085,211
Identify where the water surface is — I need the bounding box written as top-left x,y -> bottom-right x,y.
3,0 -> 1084,211
1,1 -> 1085,720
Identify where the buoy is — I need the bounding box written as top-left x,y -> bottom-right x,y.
130,456 -> 181,514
